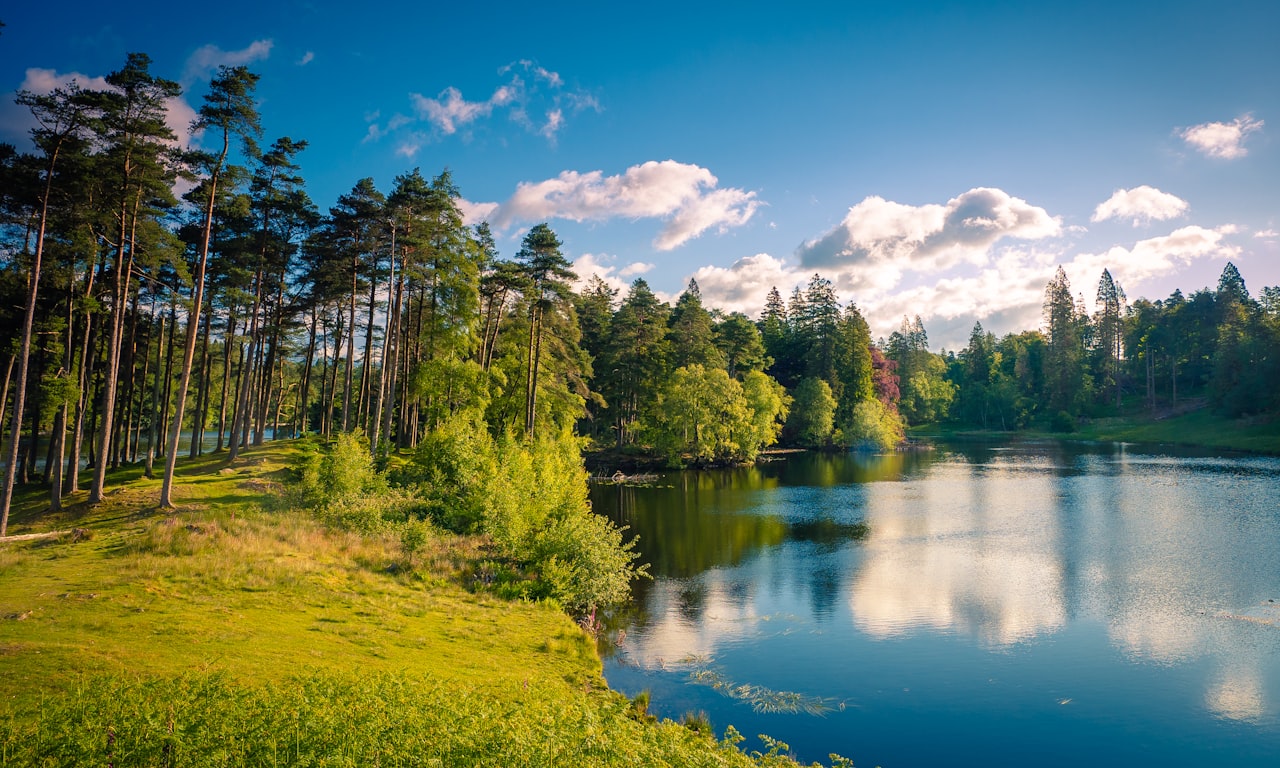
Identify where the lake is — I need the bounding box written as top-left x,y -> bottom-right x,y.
591,441 -> 1280,767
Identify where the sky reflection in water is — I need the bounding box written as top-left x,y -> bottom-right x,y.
594,442 -> 1280,767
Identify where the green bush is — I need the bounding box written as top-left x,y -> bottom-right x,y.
298,432 -> 419,534
403,420 -> 647,615
841,399 -> 904,451
401,416 -> 498,533
1050,409 -> 1076,433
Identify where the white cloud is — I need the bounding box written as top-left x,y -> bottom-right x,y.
619,262 -> 654,277
539,108 -> 565,140
694,219 -> 1239,350
866,226 -> 1237,347
411,85 -> 514,135
457,198 -> 500,226
1180,114 -> 1264,159
183,39 -> 273,84
479,160 -> 760,250
0,68 -> 111,143
297,51 -> 315,66
164,95 -> 199,151
363,113 -> 411,144
1255,229 -> 1278,239
688,253 -> 804,317
1092,186 -> 1189,226
796,187 -> 1061,293
371,60 -> 599,148
1069,225 -> 1240,289
395,137 -> 422,158
570,253 -> 656,295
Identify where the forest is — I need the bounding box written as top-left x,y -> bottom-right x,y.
3,55 -> 1280,536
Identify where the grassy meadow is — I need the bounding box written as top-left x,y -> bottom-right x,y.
0,442 -> 821,767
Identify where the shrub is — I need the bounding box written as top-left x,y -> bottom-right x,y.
398,518 -> 434,568
1050,409 -> 1076,433
298,432 -> 417,534
402,423 -> 647,615
841,399 -> 904,451
401,416 -> 497,533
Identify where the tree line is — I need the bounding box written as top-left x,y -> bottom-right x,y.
3,55 -> 1279,535
942,262 -> 1280,430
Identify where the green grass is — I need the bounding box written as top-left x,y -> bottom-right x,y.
912,408 -> 1280,454
0,442 -> 828,767
1068,408 -> 1280,453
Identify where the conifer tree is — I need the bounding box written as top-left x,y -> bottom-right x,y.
1,84 -> 91,533
668,278 -> 723,370
158,65 -> 259,507
517,224 -> 576,437
90,54 -> 181,504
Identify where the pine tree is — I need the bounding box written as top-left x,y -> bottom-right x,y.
669,278 -> 723,370
1093,269 -> 1126,408
517,224 -> 576,437
713,313 -> 768,379
599,279 -> 670,446
90,54 -> 181,504
157,65 -> 259,505
1,84 -> 91,532
1043,266 -> 1085,419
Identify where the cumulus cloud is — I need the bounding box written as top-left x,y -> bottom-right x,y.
456,198 -> 500,226
796,188 -> 1061,292
0,67 -> 196,152
687,253 -> 804,317
183,39 -> 273,84
693,219 -> 1240,350
469,160 -> 760,250
1180,114 -> 1264,159
369,60 -> 599,148
619,262 -> 654,277
1255,229 -> 1278,239
1069,225 -> 1240,288
1092,186 -> 1189,226
570,253 -> 657,295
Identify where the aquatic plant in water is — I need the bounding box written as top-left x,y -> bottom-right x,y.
683,660 -> 842,716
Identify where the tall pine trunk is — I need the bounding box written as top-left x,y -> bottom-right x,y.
159,150 -> 224,507
2,143 -> 61,533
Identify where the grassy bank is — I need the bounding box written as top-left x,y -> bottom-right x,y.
0,442 -> 819,766
911,408 -> 1280,454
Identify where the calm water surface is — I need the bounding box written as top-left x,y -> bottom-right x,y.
592,441 -> 1280,767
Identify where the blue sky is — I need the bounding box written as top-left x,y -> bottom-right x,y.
3,0 -> 1277,347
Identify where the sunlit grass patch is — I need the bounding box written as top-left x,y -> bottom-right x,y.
0,439 -> 834,767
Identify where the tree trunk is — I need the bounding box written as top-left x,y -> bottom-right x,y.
298,303 -> 318,436
0,354 -> 14,459
191,300 -> 214,457
341,256 -> 357,432
2,143 -> 59,532
89,188 -> 138,503
228,271 -> 264,461
327,312 -> 344,439
144,308 -> 165,479
370,248 -> 397,454
215,309 -> 237,452
159,146 -> 224,508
